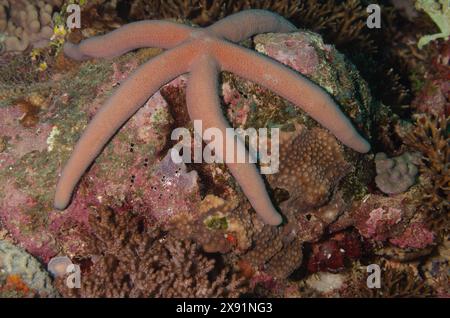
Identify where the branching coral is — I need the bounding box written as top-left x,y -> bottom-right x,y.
0,54 -> 41,86
54,10 -> 370,226
342,261 -> 435,297
129,0 -> 231,25
402,114 -> 449,221
293,0 -> 376,53
126,0 -> 296,26
0,0 -> 62,53
126,0 -> 375,53
55,206 -> 247,298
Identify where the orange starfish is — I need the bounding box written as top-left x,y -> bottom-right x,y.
54,10 -> 370,225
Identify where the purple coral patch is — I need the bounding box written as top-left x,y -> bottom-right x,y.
389,222 -> 435,249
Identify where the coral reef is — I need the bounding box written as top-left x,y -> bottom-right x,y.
0,15 -> 376,282
374,152 -> 420,194
0,3 -> 446,298
0,0 -> 62,53
0,240 -> 58,297
55,206 -> 247,298
0,51 -> 175,261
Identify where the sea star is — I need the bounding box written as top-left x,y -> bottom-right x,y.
54,10 -> 370,225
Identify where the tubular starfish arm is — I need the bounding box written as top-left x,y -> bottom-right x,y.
213,42 -> 371,153
207,9 -> 297,42
64,21 -> 195,60
186,55 -> 283,225
54,43 -> 195,210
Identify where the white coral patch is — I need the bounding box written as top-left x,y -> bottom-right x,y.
306,272 -> 345,293
46,125 -> 60,152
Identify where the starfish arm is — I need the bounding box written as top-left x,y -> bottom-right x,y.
54,43 -> 196,210
64,21 -> 195,60
206,9 -> 296,43
186,55 -> 283,226
213,42 -> 371,153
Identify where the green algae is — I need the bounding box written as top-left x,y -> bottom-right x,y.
416,0 -> 450,49
204,214 -> 228,230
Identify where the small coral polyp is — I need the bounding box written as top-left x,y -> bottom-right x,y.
54,9 -> 370,226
